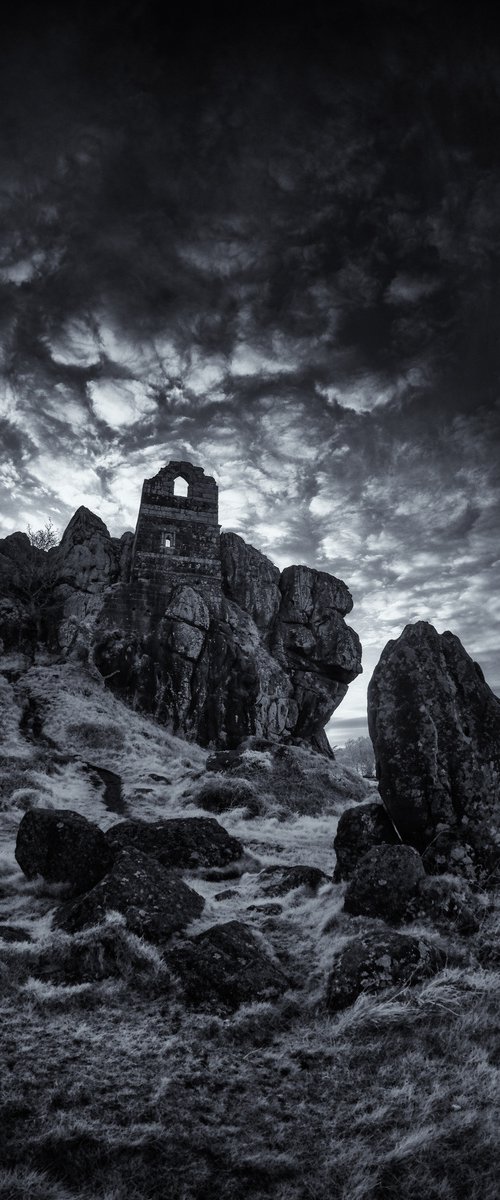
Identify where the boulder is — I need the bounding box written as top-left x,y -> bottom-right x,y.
368,622 -> 500,856
416,876 -> 480,935
194,778 -> 260,816
167,920 -> 288,1011
258,864 -> 329,896
333,802 -> 399,881
105,817 -> 243,870
15,809 -> 113,896
326,930 -> 445,1012
344,844 -> 425,921
55,848 -> 204,942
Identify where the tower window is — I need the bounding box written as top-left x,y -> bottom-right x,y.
164,536 -> 171,548
163,532 -> 174,550
173,475 -> 189,497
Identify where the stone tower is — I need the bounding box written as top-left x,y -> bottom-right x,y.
130,460 -> 221,589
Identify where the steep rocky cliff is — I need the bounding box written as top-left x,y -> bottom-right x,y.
0,503 -> 362,752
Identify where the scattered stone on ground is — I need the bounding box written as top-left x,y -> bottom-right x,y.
326,930 -> 446,1011
15,808 -> 113,895
333,801 -> 400,881
54,847 -> 204,942
344,844 -> 426,921
194,777 -> 260,816
416,875 -> 481,934
105,816 -> 243,870
258,864 -> 330,896
167,920 -> 289,1011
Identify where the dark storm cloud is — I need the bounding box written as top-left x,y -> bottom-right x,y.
1,0 -> 499,720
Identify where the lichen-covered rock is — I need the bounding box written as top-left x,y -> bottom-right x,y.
368,622 -> 500,854
344,844 -> 426,921
15,809 -> 113,896
416,876 -> 480,935
105,816 -> 243,870
333,802 -> 399,881
258,864 -> 329,896
55,848 -> 204,942
167,920 -> 288,1011
326,931 -> 445,1012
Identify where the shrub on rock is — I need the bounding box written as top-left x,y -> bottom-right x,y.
105,816 -> 243,870
344,844 -> 425,921
15,809 -> 113,896
167,920 -> 288,1011
326,930 -> 445,1011
54,848 -> 204,943
258,864 -> 329,896
333,802 -> 399,881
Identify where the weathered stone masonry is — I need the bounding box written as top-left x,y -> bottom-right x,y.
131,461 -> 221,594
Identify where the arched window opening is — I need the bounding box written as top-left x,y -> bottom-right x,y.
173,476 -> 189,497
164,535 -> 171,548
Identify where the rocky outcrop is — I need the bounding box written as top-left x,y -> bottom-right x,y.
0,465 -> 362,751
326,931 -> 445,1012
167,920 -> 288,1011
55,848 -> 204,942
368,622 -> 500,864
15,809 -> 113,895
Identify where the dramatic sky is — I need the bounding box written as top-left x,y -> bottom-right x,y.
1,0 -> 499,742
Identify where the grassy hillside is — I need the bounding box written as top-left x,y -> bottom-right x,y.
1,657 -> 499,1199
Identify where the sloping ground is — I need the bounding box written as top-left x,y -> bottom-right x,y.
1,658 -> 500,1199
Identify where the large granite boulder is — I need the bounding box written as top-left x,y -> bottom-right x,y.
326,930 -> 445,1012
333,802 -> 399,881
105,816 -> 243,870
55,848 -> 204,942
167,920 -> 288,1011
15,809 -> 113,896
344,844 -> 426,921
220,533 -> 281,637
258,864 -> 330,896
368,622 -> 500,857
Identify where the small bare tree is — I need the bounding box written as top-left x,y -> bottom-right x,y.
27,519 -> 59,551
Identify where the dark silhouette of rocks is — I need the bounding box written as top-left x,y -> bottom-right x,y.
326,931 -> 446,1012
0,460 -> 362,751
333,801 -> 399,882
105,816 -> 243,870
15,809 -> 113,895
167,920 -> 288,1011
368,622 -> 500,870
55,847 -> 204,942
344,844 -> 426,921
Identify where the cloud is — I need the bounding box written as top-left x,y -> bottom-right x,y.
0,1 -> 499,721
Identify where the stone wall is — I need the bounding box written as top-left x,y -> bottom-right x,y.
131,461 -> 221,591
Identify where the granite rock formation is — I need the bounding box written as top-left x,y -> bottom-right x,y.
326,931 -> 445,1012
344,844 -> 426,922
55,847 -> 204,942
0,461 -> 362,751
368,622 -> 500,867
